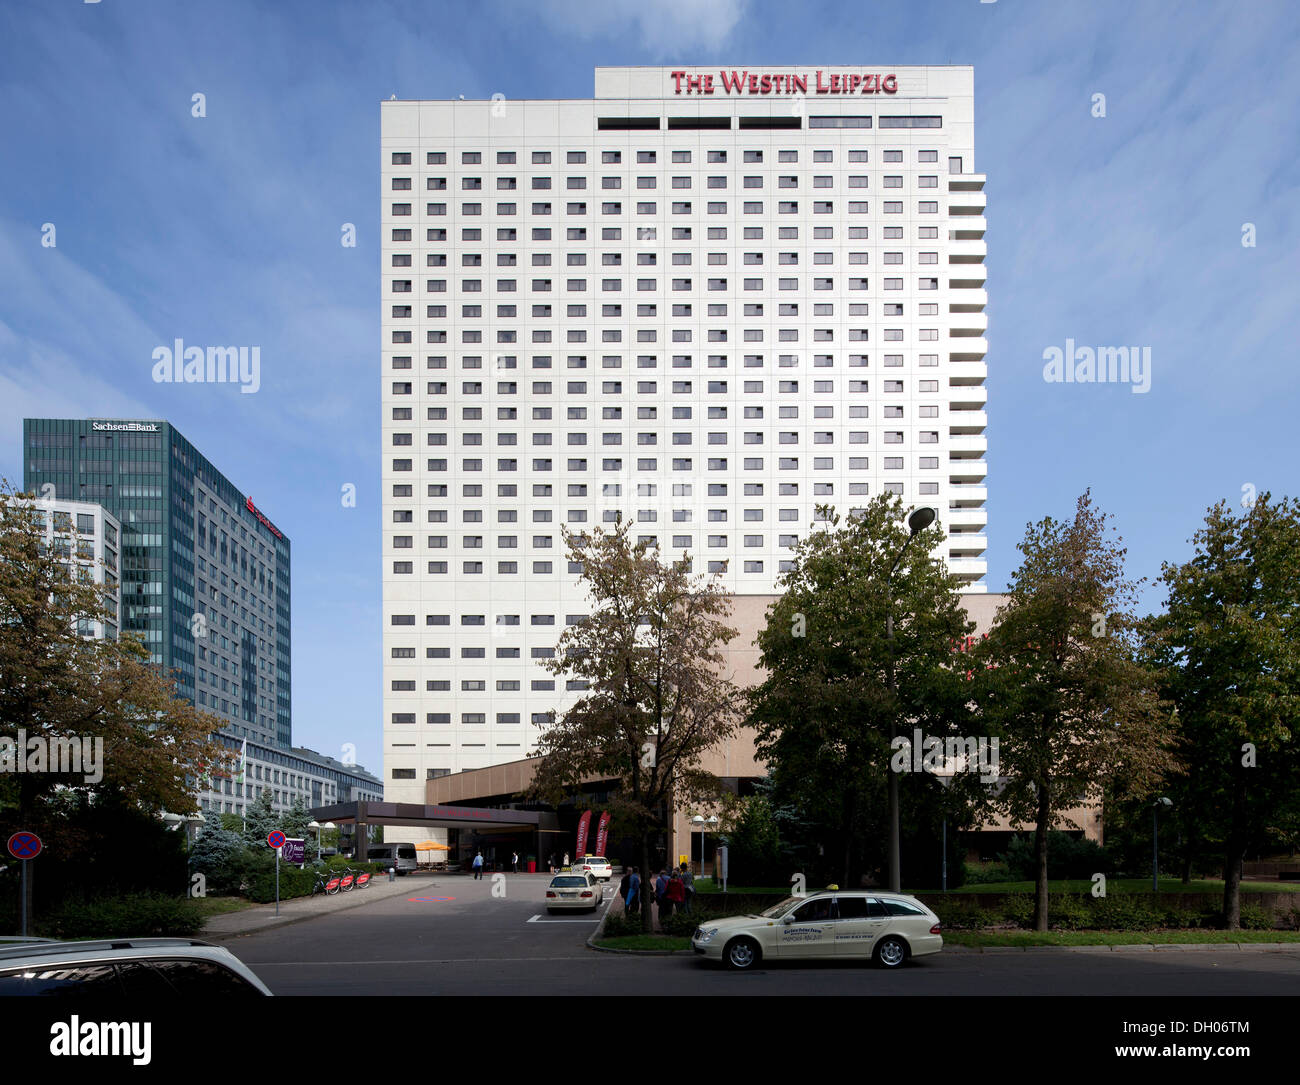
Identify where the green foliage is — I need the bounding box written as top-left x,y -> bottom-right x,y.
972,491 -> 1174,931
720,794 -> 786,886
38,892 -> 205,939
929,899 -> 999,930
1001,832 -> 1114,881
659,910 -> 705,937
1142,493 -> 1300,928
748,494 -> 977,888
963,862 -> 1013,885
188,820 -> 248,896
602,913 -> 644,938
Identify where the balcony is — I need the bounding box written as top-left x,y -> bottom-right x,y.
948,483 -> 988,505
947,239 -> 987,263
949,267 -> 987,289
948,174 -> 985,192
948,361 -> 987,384
949,458 -> 988,483
948,409 -> 987,434
948,534 -> 988,558
949,288 -> 987,312
948,383 -> 987,409
948,214 -> 985,235
947,557 -> 988,582
948,435 -> 988,456
947,506 -> 988,529
949,339 -> 987,362
950,311 -> 988,334
948,191 -> 986,215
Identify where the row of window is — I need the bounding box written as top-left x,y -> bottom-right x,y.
398,225 -> 943,242
401,200 -> 942,216
406,175 -> 939,191
394,149 -> 947,165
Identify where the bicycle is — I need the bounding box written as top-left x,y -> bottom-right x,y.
352,866 -> 373,889
311,869 -> 342,897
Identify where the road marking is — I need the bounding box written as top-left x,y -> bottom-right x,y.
527,914 -> 602,923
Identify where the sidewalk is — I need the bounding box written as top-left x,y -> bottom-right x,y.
202,870 -> 441,940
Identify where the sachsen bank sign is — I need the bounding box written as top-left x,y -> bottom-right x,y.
670,69 -> 898,95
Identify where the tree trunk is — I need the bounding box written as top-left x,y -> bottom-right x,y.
1222,775 -> 1247,930
640,830 -> 653,934
841,788 -> 855,889
1033,783 -> 1051,932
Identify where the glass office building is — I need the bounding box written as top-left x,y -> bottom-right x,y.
24,418 -> 291,750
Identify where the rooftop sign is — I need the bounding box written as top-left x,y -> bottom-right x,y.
670,69 -> 897,95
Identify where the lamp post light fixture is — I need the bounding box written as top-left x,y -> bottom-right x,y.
1152,797 -> 1173,891
886,506 -> 938,893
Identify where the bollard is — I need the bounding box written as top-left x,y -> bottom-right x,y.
388,866 -> 395,883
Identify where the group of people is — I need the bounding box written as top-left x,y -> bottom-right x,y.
619,863 -> 694,925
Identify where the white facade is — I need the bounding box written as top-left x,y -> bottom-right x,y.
380,65 -> 988,800
37,499 -> 121,640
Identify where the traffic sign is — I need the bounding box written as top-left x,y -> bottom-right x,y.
7,832 -> 42,860
267,830 -> 286,849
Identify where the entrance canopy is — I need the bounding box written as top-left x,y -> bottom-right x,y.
311,800 -> 547,861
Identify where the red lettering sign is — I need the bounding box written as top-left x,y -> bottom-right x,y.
670,69 -> 894,96
245,495 -> 284,540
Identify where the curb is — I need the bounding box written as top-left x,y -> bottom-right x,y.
586,898 -> 697,956
202,880 -> 426,941
945,942 -> 1297,953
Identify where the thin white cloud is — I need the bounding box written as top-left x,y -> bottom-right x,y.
535,0 -> 746,55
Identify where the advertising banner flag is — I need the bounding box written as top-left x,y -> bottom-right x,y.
575,810 -> 593,858
594,811 -> 610,857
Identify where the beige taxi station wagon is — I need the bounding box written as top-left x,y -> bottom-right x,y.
691,889 -> 943,971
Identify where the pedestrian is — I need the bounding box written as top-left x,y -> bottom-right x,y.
472,850 -> 484,880
655,869 -> 671,924
563,852 -> 570,869
667,870 -> 685,917
626,866 -> 641,913
511,851 -> 519,873
679,862 -> 695,914
619,868 -> 630,907
548,853 -> 556,873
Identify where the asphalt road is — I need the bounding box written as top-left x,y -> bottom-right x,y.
219,874 -> 1300,997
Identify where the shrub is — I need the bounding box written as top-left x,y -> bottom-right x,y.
963,862 -> 1012,885
602,913 -> 646,938
1239,904 -> 1273,931
999,894 -> 1035,928
39,892 -> 205,940
1002,832 -> 1114,881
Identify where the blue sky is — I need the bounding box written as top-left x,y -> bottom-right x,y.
1,0 -> 1296,773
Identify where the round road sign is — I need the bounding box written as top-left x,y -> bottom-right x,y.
7,832 -> 43,860
267,830 -> 286,849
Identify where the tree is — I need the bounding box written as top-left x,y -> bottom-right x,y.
1143,494 -> 1300,928
972,491 -> 1174,930
748,495 -> 976,889
0,483 -> 225,839
188,818 -> 248,896
527,518 -> 744,932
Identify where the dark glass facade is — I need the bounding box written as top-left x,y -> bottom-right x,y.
23,418 -> 292,750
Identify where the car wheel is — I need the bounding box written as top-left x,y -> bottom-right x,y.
874,936 -> 908,969
723,937 -> 761,971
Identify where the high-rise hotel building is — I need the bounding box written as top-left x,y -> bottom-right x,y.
380,65 -> 988,803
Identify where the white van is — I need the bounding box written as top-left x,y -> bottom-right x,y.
366,843 -> 418,874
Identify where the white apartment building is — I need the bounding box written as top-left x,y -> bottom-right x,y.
380,65 -> 988,808
36,498 -> 122,641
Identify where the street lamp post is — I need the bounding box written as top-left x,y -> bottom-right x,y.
690,814 -> 719,879
886,506 -> 936,893
1152,797 -> 1172,892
